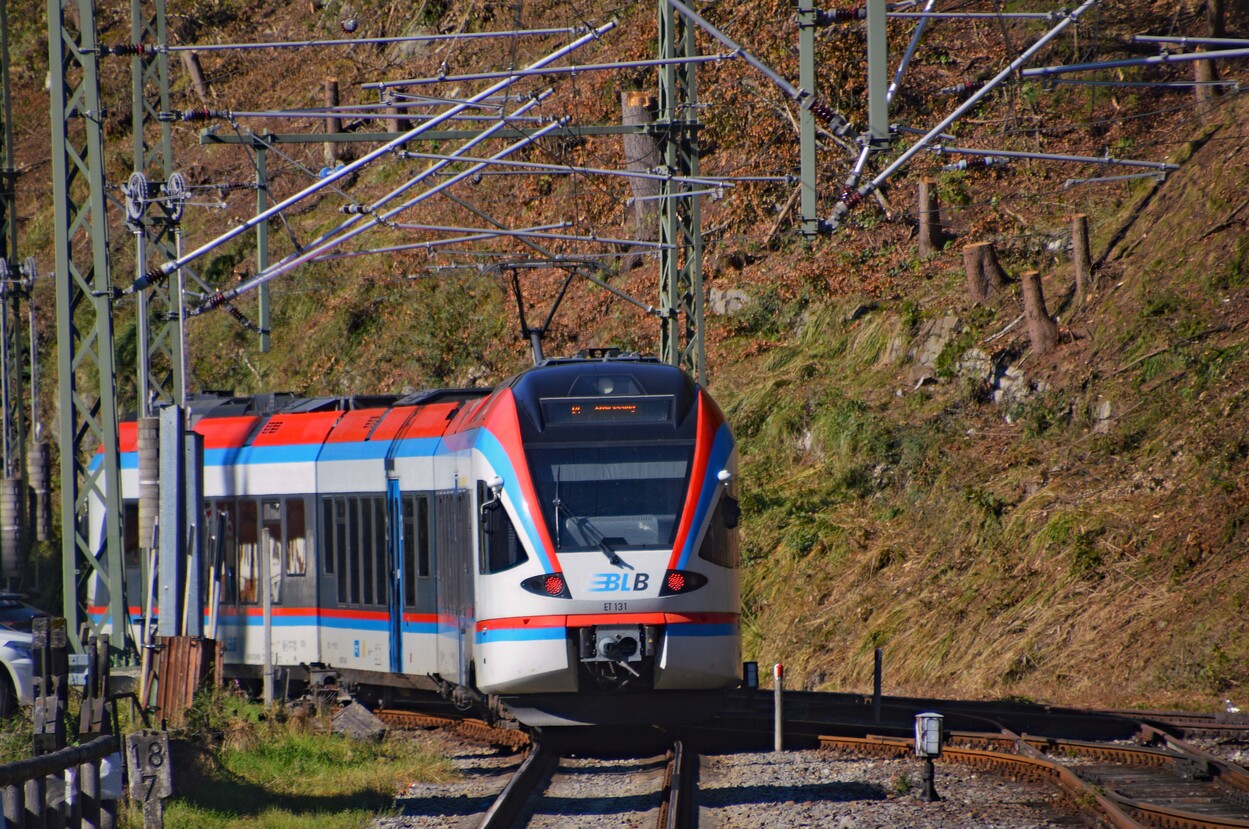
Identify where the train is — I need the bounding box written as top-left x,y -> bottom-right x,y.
89,351 -> 743,726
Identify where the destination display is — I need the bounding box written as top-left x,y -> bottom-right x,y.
541,395 -> 673,425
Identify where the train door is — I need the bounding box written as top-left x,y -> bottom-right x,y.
385,477 -> 403,673
434,486 -> 473,684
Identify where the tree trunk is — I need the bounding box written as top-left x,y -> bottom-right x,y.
1071,214 -> 1092,303
1195,50 -> 1219,115
621,91 -> 660,241
324,79 -> 342,165
917,179 -> 943,257
1021,270 -> 1060,356
962,241 -> 1008,303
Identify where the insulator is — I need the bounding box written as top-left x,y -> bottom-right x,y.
204,292 -> 229,310
939,79 -> 987,97
839,187 -> 864,208
814,7 -> 865,24
340,204 -> 367,214
124,266 -> 169,295
225,303 -> 263,333
103,43 -> 155,57
178,108 -> 224,122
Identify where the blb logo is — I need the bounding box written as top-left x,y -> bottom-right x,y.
589,573 -> 650,592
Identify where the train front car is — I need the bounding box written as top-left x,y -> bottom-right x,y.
462,356 -> 742,726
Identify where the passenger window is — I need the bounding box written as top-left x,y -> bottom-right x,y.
238,500 -> 259,603
262,500 -> 283,604
287,499 -> 307,576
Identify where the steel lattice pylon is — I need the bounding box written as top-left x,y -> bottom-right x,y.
49,0 -> 128,653
658,0 -> 705,385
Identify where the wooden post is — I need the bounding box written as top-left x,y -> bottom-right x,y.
1195,50 -> 1218,116
127,731 -> 173,829
1071,214 -> 1092,303
962,242 -> 1008,303
918,179 -> 943,257
324,79 -> 342,165
386,104 -> 403,134
1021,270 -> 1060,355
180,52 -> 210,107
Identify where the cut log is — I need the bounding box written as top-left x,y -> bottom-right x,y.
180,52 -> 210,107
324,79 -> 342,165
917,179 -> 943,257
962,241 -> 1008,303
1071,214 -> 1092,303
1021,270 -> 1060,356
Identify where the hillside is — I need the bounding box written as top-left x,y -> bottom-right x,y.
8,0 -> 1249,710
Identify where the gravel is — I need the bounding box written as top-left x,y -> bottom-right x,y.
376,732 -> 1092,828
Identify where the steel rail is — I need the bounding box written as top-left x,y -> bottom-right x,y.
479,740 -> 558,829
144,20 -> 616,290
661,740 -> 697,829
819,734 -> 1146,828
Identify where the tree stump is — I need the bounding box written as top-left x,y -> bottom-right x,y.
918,179 -> 943,257
621,91 -> 660,240
1071,214 -> 1092,303
962,242 -> 1008,303
1021,270 -> 1060,356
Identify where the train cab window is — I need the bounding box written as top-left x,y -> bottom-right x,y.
238,500 -> 259,604
478,481 -> 528,574
698,490 -> 741,569
287,498 -> 307,576
262,500 -> 283,604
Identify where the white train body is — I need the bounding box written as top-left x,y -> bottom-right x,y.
90,355 -> 742,725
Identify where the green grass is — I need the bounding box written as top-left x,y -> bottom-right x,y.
118,694 -> 455,829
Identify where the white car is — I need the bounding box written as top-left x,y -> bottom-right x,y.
0,593 -> 43,717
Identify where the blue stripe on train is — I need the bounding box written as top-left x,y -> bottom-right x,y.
101,436 -> 443,471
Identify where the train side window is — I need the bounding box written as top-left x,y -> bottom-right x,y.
373,497 -> 386,606
418,495 -> 431,578
238,500 -> 259,604
287,498 -> 307,576
402,496 -> 416,609
478,480 -> 527,575
320,498 -> 333,575
262,500 -> 283,604
122,503 -> 140,568
361,496 -> 376,606
349,498 -> 362,605
217,502 -> 238,604
334,497 -> 349,603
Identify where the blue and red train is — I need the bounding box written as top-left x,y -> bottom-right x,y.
91,352 -> 743,725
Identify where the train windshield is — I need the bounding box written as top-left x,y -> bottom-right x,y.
528,442 -> 694,551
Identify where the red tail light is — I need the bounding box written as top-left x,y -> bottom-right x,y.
657,569 -> 708,596
521,573 -> 572,599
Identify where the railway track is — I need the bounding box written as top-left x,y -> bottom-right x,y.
819,730 -> 1249,829
478,739 -> 696,829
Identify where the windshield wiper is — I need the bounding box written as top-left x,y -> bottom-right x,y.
552,499 -> 633,570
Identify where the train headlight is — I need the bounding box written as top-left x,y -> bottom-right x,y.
520,573 -> 572,599
657,569 -> 708,596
